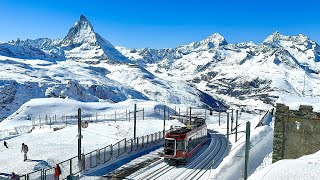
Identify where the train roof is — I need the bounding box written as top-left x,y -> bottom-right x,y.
168,119 -> 206,135
170,127 -> 192,134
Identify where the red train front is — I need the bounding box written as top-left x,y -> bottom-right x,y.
164,120 -> 207,165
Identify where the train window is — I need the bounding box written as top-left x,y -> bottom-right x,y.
176,141 -> 185,150
165,139 -> 175,149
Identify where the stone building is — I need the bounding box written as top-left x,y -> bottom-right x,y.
272,97 -> 320,163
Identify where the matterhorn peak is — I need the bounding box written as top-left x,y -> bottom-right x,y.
60,15 -> 96,47
79,14 -> 88,21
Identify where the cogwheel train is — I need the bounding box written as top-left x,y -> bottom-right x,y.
164,118 -> 207,165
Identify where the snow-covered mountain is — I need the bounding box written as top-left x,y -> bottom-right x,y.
0,15 -> 224,120
116,32 -> 320,109
1,14 -> 320,120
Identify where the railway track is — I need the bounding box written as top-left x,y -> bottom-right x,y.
127,131 -> 228,180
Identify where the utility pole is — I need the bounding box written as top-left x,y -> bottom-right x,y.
163,105 -> 166,138
227,112 -> 229,142
302,65 -> 306,97
235,110 -> 239,143
189,107 -> 192,126
78,108 -> 82,161
134,104 -> 137,141
244,121 -> 251,180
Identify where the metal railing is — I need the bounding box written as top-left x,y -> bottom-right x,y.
21,130 -> 167,180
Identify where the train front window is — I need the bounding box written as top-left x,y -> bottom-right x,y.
165,139 -> 175,149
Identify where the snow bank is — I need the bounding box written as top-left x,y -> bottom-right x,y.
249,150 -> 320,180
277,96 -> 320,112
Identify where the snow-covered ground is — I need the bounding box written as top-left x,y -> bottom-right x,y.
0,98 -> 184,176
249,150 -> 320,180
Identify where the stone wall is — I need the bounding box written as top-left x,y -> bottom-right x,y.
272,103 -> 320,163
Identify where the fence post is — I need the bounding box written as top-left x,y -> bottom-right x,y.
124,138 -> 127,153
179,108 -> 180,121
70,158 -> 72,175
143,108 -> 144,120
96,112 -> 98,122
244,121 -> 251,180
126,109 -> 128,121
118,142 -> 120,157
218,106 -> 221,126
163,105 -> 166,139
49,117 -> 51,129
110,144 -> 113,159
129,110 -> 131,122
231,109 -> 234,131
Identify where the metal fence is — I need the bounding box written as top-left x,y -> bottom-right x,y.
82,131 -> 166,171
21,130 -> 167,180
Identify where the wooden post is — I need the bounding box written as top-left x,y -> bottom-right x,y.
126,109 -> 128,121
143,108 -> 145,120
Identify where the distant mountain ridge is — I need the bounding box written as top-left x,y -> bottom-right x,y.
116,31 -> 320,108
4,15 -> 132,63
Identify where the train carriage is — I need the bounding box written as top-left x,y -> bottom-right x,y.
164,119 -> 207,165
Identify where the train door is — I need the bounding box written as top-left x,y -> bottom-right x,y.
164,138 -> 176,156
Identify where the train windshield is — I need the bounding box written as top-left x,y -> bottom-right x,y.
165,139 -> 175,149
164,139 -> 176,156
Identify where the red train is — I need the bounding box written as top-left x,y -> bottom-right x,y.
164,119 -> 208,165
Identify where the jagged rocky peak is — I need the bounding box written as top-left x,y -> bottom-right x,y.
263,31 -> 311,46
60,14 -> 97,47
179,33 -> 228,51
200,33 -> 228,47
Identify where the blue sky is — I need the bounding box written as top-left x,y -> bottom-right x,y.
0,0 -> 319,48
